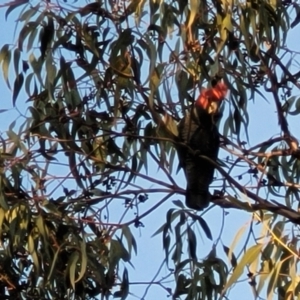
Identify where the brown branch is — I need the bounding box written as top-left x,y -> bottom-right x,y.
262,50 -> 300,89
212,196 -> 300,224
259,50 -> 299,152
202,155 -> 300,224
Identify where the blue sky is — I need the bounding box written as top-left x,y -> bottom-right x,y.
0,1 -> 300,299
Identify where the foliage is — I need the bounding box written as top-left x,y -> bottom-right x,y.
0,0 -> 300,299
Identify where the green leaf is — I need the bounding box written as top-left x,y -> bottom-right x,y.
110,239 -> 131,264
163,226 -> 170,266
150,64 -> 165,92
162,113 -> 178,137
12,72 -> 24,106
291,7 -> 300,28
13,48 -> 20,76
111,28 -> 134,59
152,210 -> 181,237
114,268 -> 129,299
45,55 -> 57,86
29,53 -> 43,86
166,208 -> 175,233
172,200 -> 184,208
122,225 -> 137,255
18,5 -> 39,22
5,0 -> 29,20
125,154 -> 137,187
196,215 -> 212,240
223,245 -> 237,268
0,180 -> 8,211
18,21 -> 38,51
187,226 -> 197,260
24,72 -> 34,96
27,27 -> 39,53
79,2 -> 102,16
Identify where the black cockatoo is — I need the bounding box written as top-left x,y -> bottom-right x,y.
177,82 -> 228,210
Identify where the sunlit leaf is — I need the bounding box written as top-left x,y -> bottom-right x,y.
77,240 -> 87,283
187,0 -> 199,30
0,44 -> 11,88
69,251 -> 80,290
223,244 -> 263,292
